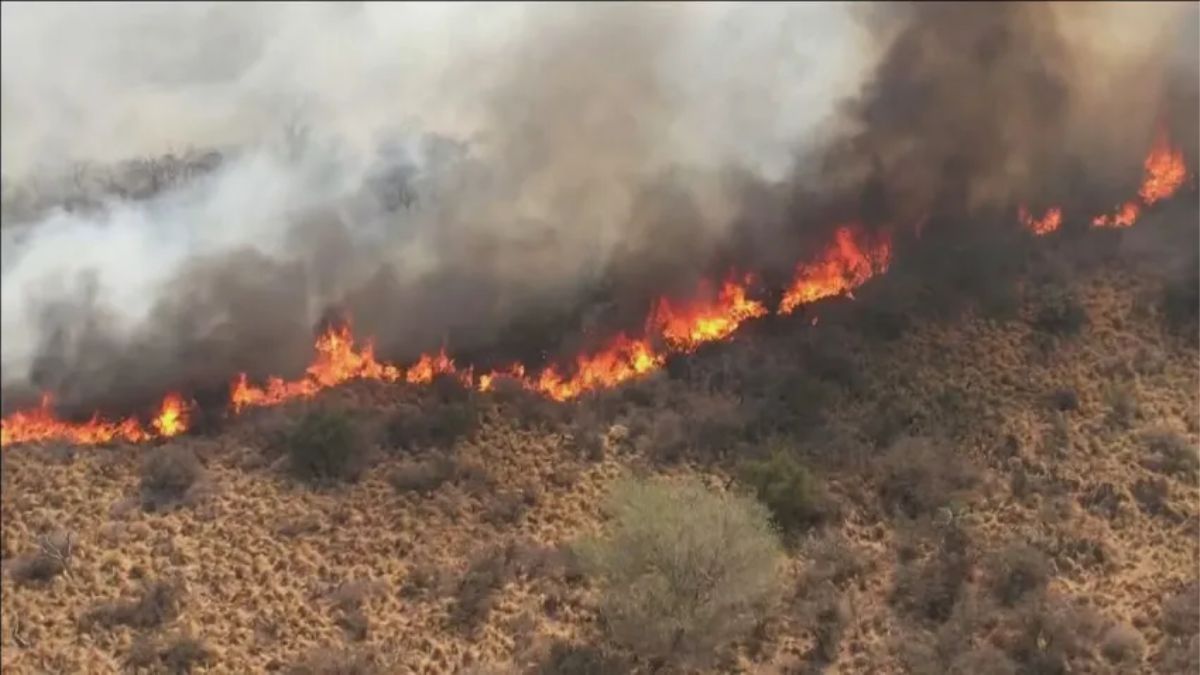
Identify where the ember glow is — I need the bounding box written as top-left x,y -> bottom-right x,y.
1,135 -> 1193,448
1020,206 -> 1063,236
778,226 -> 893,315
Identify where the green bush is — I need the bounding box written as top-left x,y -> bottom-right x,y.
286,409 -> 369,484
740,448 -> 839,533
576,477 -> 785,667
1031,287 -> 1087,336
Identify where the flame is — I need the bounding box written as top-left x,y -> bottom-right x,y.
1092,132 -> 1188,229
151,393 -> 190,438
0,390 -> 186,447
1139,132 -> 1188,205
649,275 -> 767,351
1092,201 -> 1141,229
4,135 -> 1193,449
533,335 -> 663,402
478,364 -> 527,392
1020,206 -> 1062,236
779,226 -> 892,315
405,348 -> 457,385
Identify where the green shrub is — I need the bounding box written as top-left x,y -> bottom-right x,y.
987,543 -> 1052,607
576,477 -> 785,667
740,448 -> 839,533
286,409 -> 369,484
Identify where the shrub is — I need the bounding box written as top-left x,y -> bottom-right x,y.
1047,387 -> 1079,412
452,539 -> 558,631
740,448 -> 839,533
1105,384 -> 1139,428
537,641 -> 627,675
128,634 -> 213,674
8,531 -> 74,586
1004,596 -> 1106,673
286,409 -> 369,484
1031,287 -> 1086,336
1140,427 -> 1199,478
1100,621 -> 1146,664
1162,264 -> 1199,333
877,437 -> 979,519
891,524 -> 973,623
387,398 -> 478,451
1161,582 -> 1200,637
140,446 -> 204,511
287,648 -> 377,675
576,477 -> 785,667
83,579 -> 182,630
987,543 -> 1052,607
389,456 -> 457,495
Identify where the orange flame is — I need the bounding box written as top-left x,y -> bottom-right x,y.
0,393 -> 188,447
1092,131 -> 1188,229
5,134 -> 1193,449
779,226 -> 892,315
1139,132 -> 1188,205
532,335 -> 663,402
1092,201 -> 1141,229
1020,206 -> 1062,236
649,275 -> 767,351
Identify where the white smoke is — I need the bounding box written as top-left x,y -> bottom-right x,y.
1,2 -> 874,388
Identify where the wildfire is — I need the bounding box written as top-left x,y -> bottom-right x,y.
779,226 -> 893,315
1092,201 -> 1141,229
1020,206 -> 1062,236
1092,131 -> 1188,229
649,275 -> 767,351
533,335 -> 663,402
2,133 -> 1193,449
0,392 -> 188,447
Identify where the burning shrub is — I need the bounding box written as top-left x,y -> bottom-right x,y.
82,579 -> 183,630
286,408 -> 369,484
740,447 -> 840,534
575,476 -> 784,667
1030,287 -> 1087,336
877,437 -> 980,519
986,543 -> 1052,607
139,445 -> 204,511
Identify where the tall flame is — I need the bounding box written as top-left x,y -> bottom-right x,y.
779,226 -> 893,315
649,275 -> 767,351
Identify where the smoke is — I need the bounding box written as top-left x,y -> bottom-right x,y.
1,2 -> 1196,416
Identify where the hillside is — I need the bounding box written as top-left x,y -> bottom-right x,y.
2,228 -> 1198,674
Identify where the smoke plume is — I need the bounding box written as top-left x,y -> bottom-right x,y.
1,2 -> 1195,416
